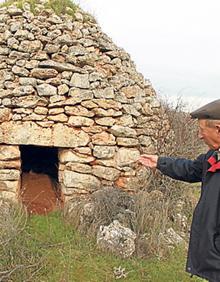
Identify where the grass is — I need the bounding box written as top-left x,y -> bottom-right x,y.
0,211 -> 205,282
0,0 -> 78,16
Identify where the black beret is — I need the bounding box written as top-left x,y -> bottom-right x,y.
190,99 -> 220,120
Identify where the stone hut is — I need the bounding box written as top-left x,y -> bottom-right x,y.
0,1 -> 169,205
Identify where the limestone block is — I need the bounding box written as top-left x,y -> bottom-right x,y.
53,123 -> 90,147
121,85 -> 144,98
58,84 -> 69,95
97,220 -> 136,258
65,105 -> 94,117
0,145 -> 20,160
18,40 -> 42,53
39,60 -> 83,73
19,77 -> 37,87
91,131 -> 116,145
0,191 -> 16,201
36,83 -> 57,96
0,160 -> 20,169
12,66 -> 29,77
12,85 -> 35,96
94,99 -> 122,110
122,104 -> 140,117
31,68 -> 58,79
95,117 -> 115,126
0,180 -> 19,192
48,108 -> 64,115
0,108 -> 11,122
59,149 -> 94,163
67,89 -> 93,103
70,73 -> 90,88
92,165 -> 120,181
93,87 -> 115,99
63,170 -> 101,190
116,137 -> 139,147
68,116 -> 94,127
65,163 -> 92,174
92,108 -> 122,117
34,106 -> 48,115
110,125 -> 137,138
116,148 -> 140,167
138,135 -> 152,147
0,169 -> 20,181
93,145 -> 116,159
48,113 -> 68,122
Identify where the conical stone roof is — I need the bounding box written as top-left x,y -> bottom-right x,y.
0,1 -> 170,198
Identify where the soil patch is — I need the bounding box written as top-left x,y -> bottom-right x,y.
21,172 -> 61,215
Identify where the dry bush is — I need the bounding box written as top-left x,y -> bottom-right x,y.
64,187 -> 135,237
0,199 -> 42,282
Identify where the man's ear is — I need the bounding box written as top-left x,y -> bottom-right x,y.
216,124 -> 220,134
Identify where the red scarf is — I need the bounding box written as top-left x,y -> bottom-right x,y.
207,152 -> 220,172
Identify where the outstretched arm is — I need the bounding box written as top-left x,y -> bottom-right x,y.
139,154 -> 205,183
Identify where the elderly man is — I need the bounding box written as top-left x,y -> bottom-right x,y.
139,99 -> 220,282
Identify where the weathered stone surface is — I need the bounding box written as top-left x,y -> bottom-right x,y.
0,169 -> 20,180
0,160 -> 20,169
36,83 -> 57,96
63,170 -> 101,190
95,117 -> 115,126
0,122 -> 90,148
31,68 -> 58,79
53,123 -> 90,147
91,131 -> 116,145
39,60 -> 84,73
19,40 -> 42,53
67,89 -> 93,103
70,73 -> 90,88
0,180 -> 19,192
94,99 -> 122,110
93,145 -> 116,159
0,145 -> 20,160
93,87 -> 114,99
110,125 -> 137,138
92,108 -> 121,117
65,163 -> 92,174
122,104 -> 140,117
58,84 -> 69,95
0,108 -> 11,122
97,220 -> 136,258
116,137 -> 139,147
121,85 -> 144,98
138,135 -> 152,147
48,113 -> 68,122
19,77 -> 37,87
0,191 -> 16,201
59,149 -> 94,163
68,116 -> 94,127
92,165 -> 120,181
116,148 -> 140,167
65,105 -> 94,117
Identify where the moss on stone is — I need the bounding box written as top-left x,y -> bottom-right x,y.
1,0 -> 78,16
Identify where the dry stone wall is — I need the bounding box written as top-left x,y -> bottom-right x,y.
0,2 -> 170,201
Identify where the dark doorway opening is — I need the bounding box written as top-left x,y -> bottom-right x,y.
20,145 -> 59,181
19,145 -> 61,215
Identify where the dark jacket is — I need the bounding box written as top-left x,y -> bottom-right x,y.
157,150 -> 220,282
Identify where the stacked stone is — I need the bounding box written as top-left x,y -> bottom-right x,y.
0,145 -> 20,200
0,2 -> 170,201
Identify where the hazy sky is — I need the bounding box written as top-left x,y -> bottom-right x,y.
75,0 -> 220,108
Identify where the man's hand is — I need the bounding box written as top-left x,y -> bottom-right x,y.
138,154 -> 158,168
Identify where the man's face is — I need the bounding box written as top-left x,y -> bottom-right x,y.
198,119 -> 220,149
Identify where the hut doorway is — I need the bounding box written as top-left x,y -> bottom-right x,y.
19,145 -> 61,214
